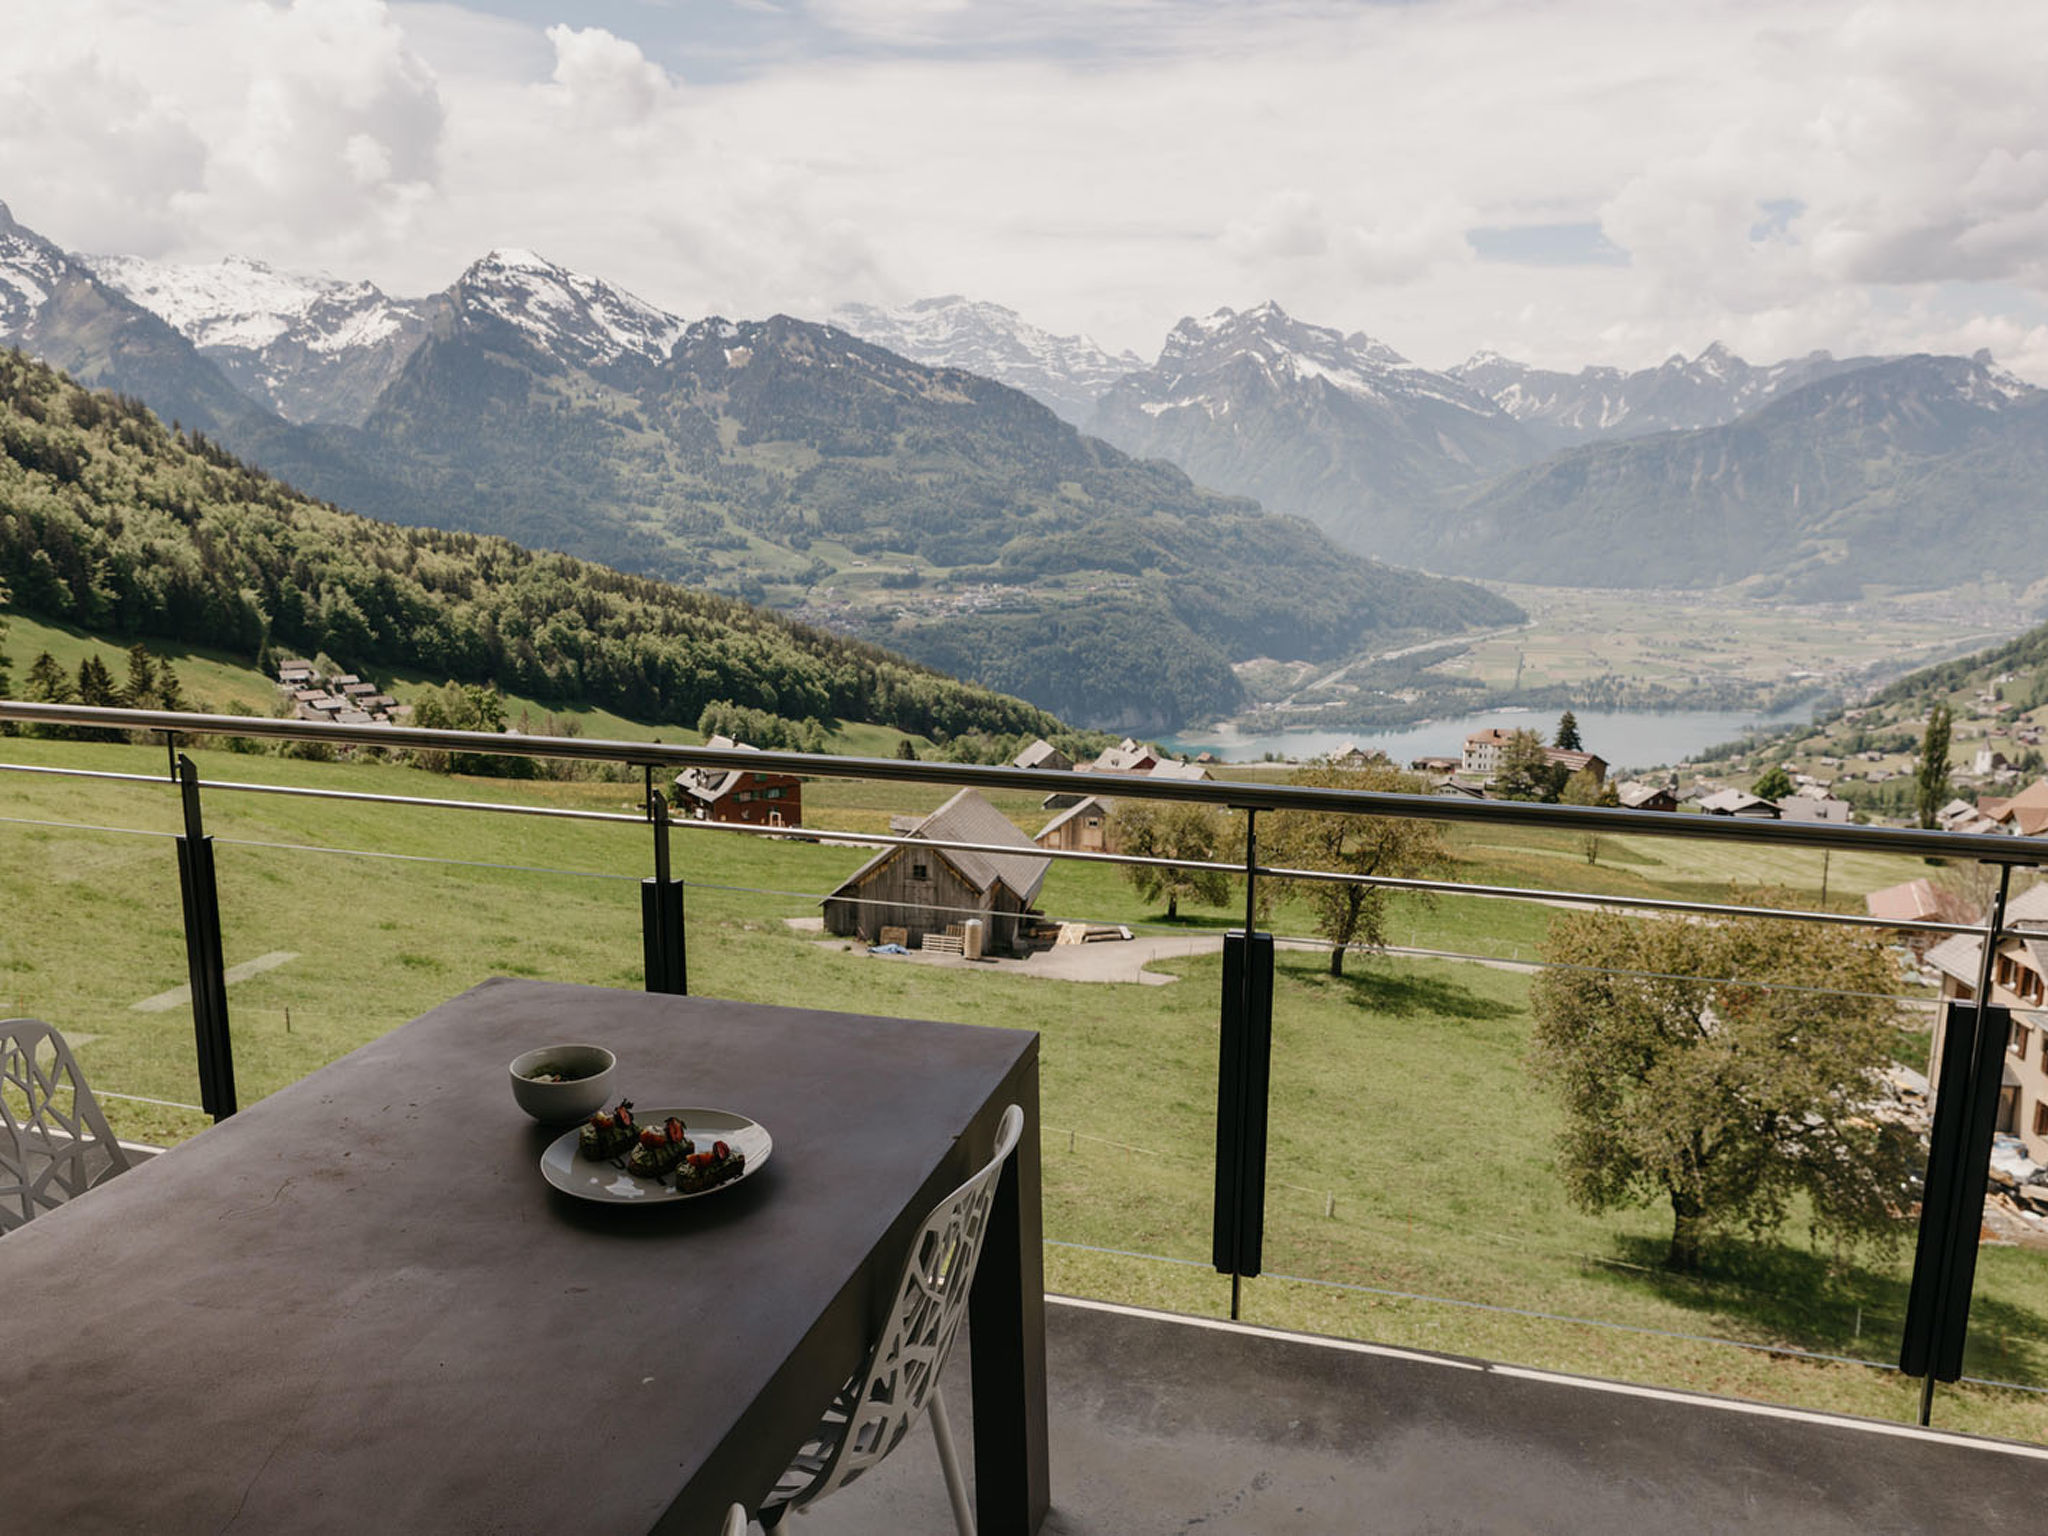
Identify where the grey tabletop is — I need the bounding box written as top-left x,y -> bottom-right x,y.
0,978 -> 1043,1535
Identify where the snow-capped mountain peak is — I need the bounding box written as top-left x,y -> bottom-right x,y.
455,249 -> 686,369
0,199 -> 75,331
1149,302 -> 1495,417
84,252 -> 417,355
826,294 -> 1143,425
1449,343 -> 1913,448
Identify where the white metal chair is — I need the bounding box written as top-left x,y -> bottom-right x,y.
0,1018 -> 131,1235
754,1102 -> 1025,1536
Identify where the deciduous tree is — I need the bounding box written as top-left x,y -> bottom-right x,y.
1494,728 -> 1563,802
1751,765 -> 1794,802
1270,762 -> 1447,976
1114,800 -> 1231,921
1530,896 -> 1915,1272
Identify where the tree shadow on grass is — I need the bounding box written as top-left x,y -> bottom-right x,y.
1317,964 -> 1499,1021
1591,1229 -> 2048,1374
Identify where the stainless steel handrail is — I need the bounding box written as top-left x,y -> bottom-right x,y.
5,698 -> 2044,865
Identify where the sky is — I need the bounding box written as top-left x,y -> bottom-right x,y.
5,0 -> 2048,380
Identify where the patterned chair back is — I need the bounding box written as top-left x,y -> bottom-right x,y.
1,1019 -> 132,1235
762,1102 -> 1025,1514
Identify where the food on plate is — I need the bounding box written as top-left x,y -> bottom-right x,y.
578,1100 -> 637,1161
672,1138 -> 747,1195
626,1115 -> 694,1179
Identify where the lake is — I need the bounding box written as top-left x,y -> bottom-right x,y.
1162,705 -> 1816,774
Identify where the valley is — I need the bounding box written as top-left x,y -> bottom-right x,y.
1208,581 -> 2037,746
8,200 -> 2048,752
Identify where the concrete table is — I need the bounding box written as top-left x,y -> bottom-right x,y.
0,978 -> 1047,1535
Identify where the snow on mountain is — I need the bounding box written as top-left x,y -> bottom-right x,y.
83,253 -> 419,354
1449,344 -> 1898,447
1090,301 -> 1535,564
82,251 -> 437,426
1142,301 -> 1504,420
453,248 -> 686,374
827,295 -> 1143,425
0,200 -> 77,333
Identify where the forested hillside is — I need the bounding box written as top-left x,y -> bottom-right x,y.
0,349 -> 1066,742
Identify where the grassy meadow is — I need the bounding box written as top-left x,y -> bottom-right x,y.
2,718 -> 2045,1444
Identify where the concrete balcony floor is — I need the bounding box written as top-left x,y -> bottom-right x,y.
799,1295 -> 2047,1534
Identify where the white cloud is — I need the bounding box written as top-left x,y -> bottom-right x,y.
0,0 -> 444,264
544,25 -> 673,128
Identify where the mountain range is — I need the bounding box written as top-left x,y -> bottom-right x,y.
0,202 -> 1518,733
10,190 -> 2048,712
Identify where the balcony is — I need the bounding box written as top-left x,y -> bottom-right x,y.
806,1297 -> 2048,1533
4,700 -> 2047,1527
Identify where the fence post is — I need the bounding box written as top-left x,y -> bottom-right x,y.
1214,808 -> 1274,1320
641,785 -> 687,995
173,753 -> 237,1120
1901,861 -> 2013,1424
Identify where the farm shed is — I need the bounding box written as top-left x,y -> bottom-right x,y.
822,788 -> 1050,955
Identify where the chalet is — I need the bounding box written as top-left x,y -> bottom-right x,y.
1698,789 -> 1781,818
1145,759 -> 1211,782
1978,780 -> 2048,836
1545,748 -> 1608,783
1329,743 -> 1387,769
674,736 -> 803,828
1410,755 -> 1461,775
822,789 -> 1050,955
1086,738 -> 1159,775
1775,790 -> 1853,824
1012,739 -> 1073,772
1035,796 -> 1113,854
1616,781 -> 1679,813
1925,883 -> 2048,1161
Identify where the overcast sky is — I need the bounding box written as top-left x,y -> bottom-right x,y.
6,0 -> 2047,380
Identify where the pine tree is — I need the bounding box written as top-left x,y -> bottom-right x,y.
1916,703 -> 1952,829
124,644 -> 158,708
76,654 -> 120,708
1554,710 -> 1582,751
25,651 -> 72,703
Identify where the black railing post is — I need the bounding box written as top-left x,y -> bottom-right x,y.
1214,809 -> 1274,1320
173,754 -> 237,1120
1901,862 -> 2014,1423
641,785 -> 687,995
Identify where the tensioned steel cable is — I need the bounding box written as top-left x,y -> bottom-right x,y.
0,812 -> 1959,1010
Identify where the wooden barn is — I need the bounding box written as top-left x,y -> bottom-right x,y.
1035,796 -> 1113,854
822,789 -> 1050,955
675,736 -> 803,828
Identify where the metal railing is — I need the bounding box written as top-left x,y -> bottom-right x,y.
4,697 -> 2046,1431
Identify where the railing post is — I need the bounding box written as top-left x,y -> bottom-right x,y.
1214,808 -> 1273,1320
1901,861 -> 2013,1423
173,753 -> 237,1120
641,785 -> 687,995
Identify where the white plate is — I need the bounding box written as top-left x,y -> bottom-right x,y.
539,1106 -> 772,1204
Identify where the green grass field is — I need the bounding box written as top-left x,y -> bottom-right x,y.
2,725 -> 2042,1445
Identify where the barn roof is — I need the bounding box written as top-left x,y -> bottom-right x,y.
826,788 -> 1051,907
919,789 -> 1051,903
